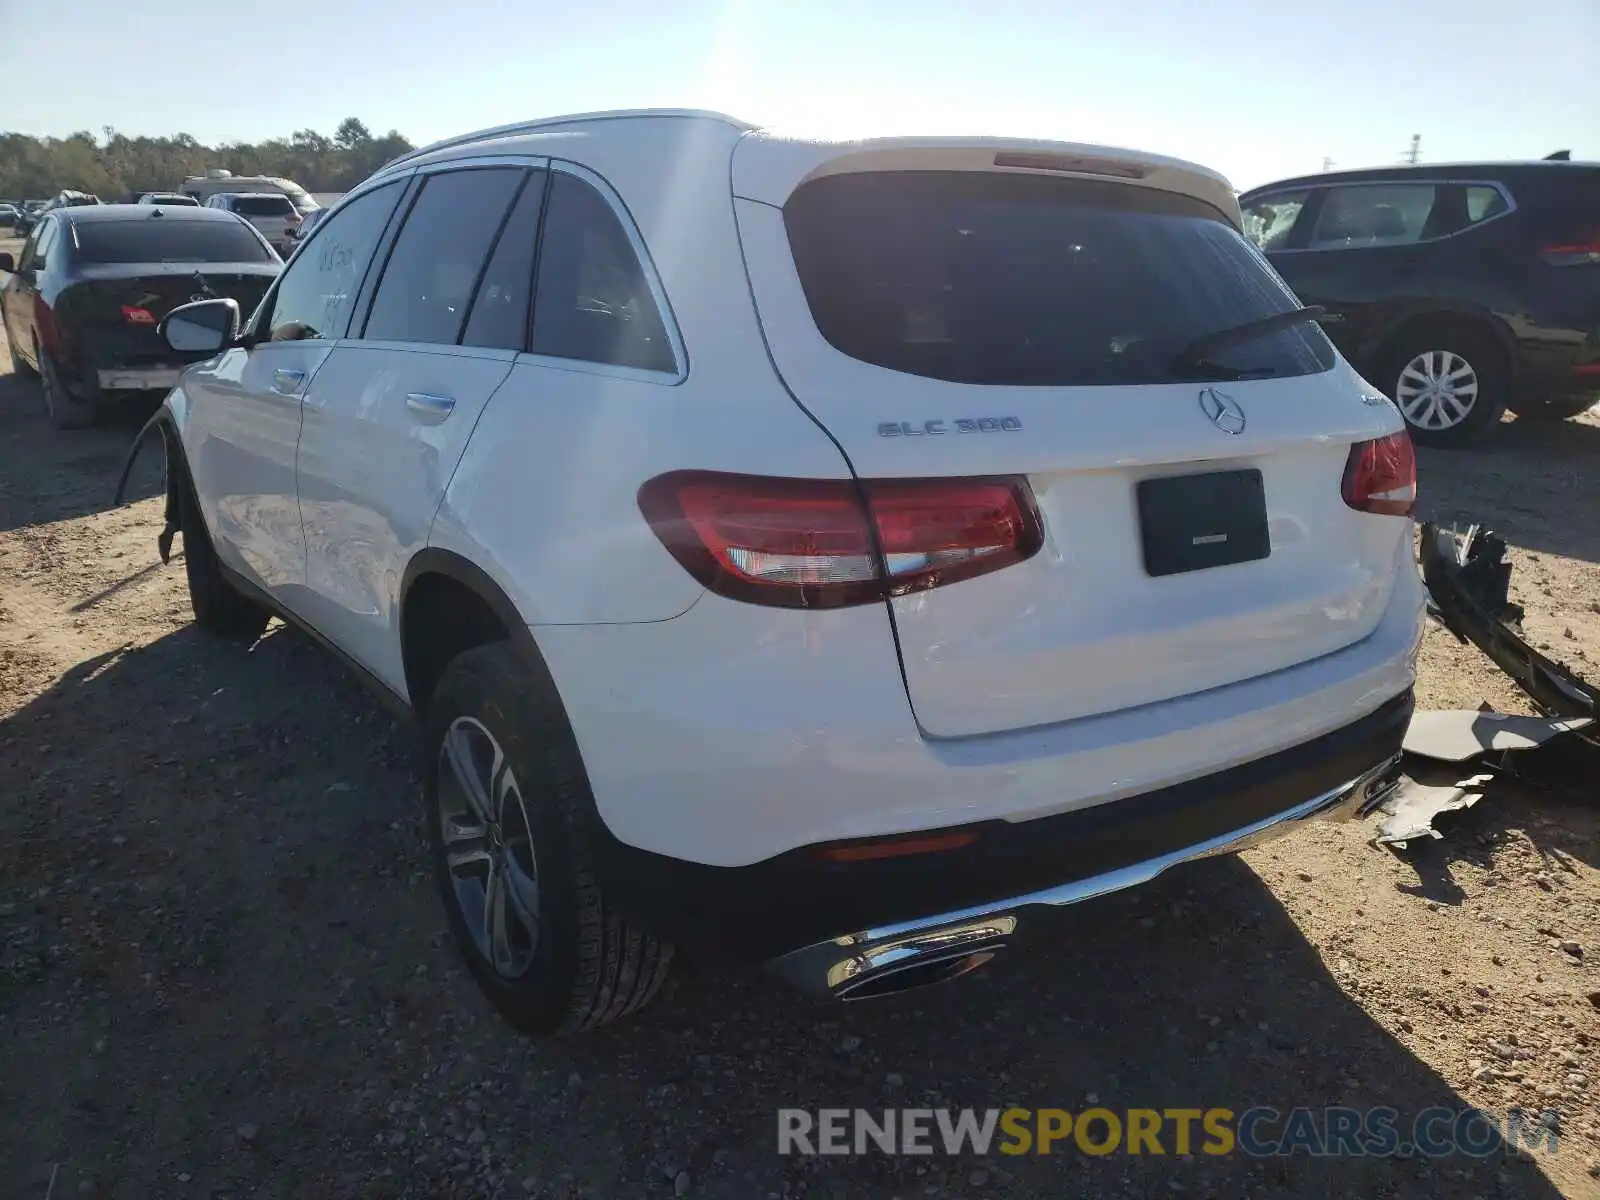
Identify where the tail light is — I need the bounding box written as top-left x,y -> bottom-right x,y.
121,305 -> 156,325
1541,237 -> 1600,267
638,471 -> 1044,608
1342,431 -> 1417,517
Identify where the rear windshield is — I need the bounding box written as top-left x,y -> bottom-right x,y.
232,194 -> 295,216
784,171 -> 1334,386
72,219 -> 274,264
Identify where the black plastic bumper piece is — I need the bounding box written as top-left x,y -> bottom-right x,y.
589,689 -> 1415,960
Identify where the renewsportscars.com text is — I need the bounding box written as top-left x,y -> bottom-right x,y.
777,1107 -> 1558,1159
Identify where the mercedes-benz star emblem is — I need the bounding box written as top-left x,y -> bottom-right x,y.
1199,387 -> 1247,435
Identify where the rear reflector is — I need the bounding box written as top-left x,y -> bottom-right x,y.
1541,240 -> 1600,266
1342,432 -> 1417,517
121,306 -> 156,325
816,831 -> 979,862
638,471 -> 1043,608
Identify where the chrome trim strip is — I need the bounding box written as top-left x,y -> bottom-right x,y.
767,753 -> 1401,998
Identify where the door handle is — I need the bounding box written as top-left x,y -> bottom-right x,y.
405,392 -> 456,420
271,367 -> 307,395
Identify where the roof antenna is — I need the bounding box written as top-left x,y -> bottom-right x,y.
1544,149 -> 1571,161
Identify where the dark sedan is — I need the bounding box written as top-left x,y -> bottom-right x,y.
1240,161 -> 1600,446
1,204 -> 281,428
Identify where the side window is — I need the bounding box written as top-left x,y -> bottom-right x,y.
31,221 -> 58,269
363,167 -> 525,345
1241,191 -> 1309,251
531,172 -> 675,373
264,180 -> 404,342
462,170 -> 547,351
1308,184 -> 1438,249
1466,185 -> 1510,224
16,225 -> 42,271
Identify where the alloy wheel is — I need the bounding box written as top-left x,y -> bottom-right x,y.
1393,350 -> 1480,431
437,716 -> 541,978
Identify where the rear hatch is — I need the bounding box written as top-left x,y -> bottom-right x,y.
732,140 -> 1405,738
228,194 -> 299,243
58,216 -> 279,366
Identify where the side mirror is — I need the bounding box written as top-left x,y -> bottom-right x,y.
0,253 -> 13,273
161,298 -> 241,354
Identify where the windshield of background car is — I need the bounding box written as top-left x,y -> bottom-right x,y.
72,219 -> 275,264
783,170 -> 1335,386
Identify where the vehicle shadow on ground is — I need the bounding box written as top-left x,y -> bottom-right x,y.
1419,414 -> 1600,566
0,622 -> 1569,1199
0,366 -> 161,535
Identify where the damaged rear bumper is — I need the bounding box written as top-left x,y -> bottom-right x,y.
1419,523 -> 1598,723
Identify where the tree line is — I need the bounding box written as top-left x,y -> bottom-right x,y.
0,118 -> 414,200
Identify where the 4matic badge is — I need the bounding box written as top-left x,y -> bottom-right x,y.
878,417 -> 1023,438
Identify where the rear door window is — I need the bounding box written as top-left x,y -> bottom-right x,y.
529,171 -> 676,373
1466,185 -> 1510,223
1306,184 -> 1438,249
1242,191 -> 1310,251
263,180 -> 404,341
783,171 -> 1333,386
462,170 -> 547,351
72,219 -> 273,264
363,167 -> 525,345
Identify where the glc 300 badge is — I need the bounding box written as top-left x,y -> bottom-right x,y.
878,417 -> 1023,437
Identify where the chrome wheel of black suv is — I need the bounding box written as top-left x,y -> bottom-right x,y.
1379,327 -> 1507,448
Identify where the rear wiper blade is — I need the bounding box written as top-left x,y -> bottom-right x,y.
1170,306 -> 1327,369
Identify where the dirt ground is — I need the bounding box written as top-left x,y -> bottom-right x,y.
0,313 -> 1596,1200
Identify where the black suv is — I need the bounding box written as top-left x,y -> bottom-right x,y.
1240,162 -> 1600,445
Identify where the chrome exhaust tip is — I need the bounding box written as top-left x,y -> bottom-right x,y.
766,913 -> 1017,1000
835,946 -> 1003,1001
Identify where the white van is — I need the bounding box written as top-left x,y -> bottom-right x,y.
178,169 -> 317,215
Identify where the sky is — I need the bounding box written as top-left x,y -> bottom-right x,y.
2,0 -> 1595,191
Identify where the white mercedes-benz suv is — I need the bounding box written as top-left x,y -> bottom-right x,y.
148,110 -> 1423,1034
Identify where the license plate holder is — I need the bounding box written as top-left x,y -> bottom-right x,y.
1136,469 -> 1270,577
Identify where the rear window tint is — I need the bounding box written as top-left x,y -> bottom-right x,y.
231,195 -> 295,216
72,219 -> 274,264
784,172 -> 1332,387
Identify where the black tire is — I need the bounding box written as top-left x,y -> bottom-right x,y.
38,347 -> 96,430
179,479 -> 271,640
423,643 -> 673,1035
1508,394 -> 1598,423
1377,324 -> 1508,448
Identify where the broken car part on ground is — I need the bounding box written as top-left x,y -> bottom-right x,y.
1369,524 -> 1597,846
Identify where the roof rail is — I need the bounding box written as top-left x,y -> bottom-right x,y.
376,109 -> 756,177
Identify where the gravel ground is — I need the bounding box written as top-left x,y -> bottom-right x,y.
0,315 -> 1596,1199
